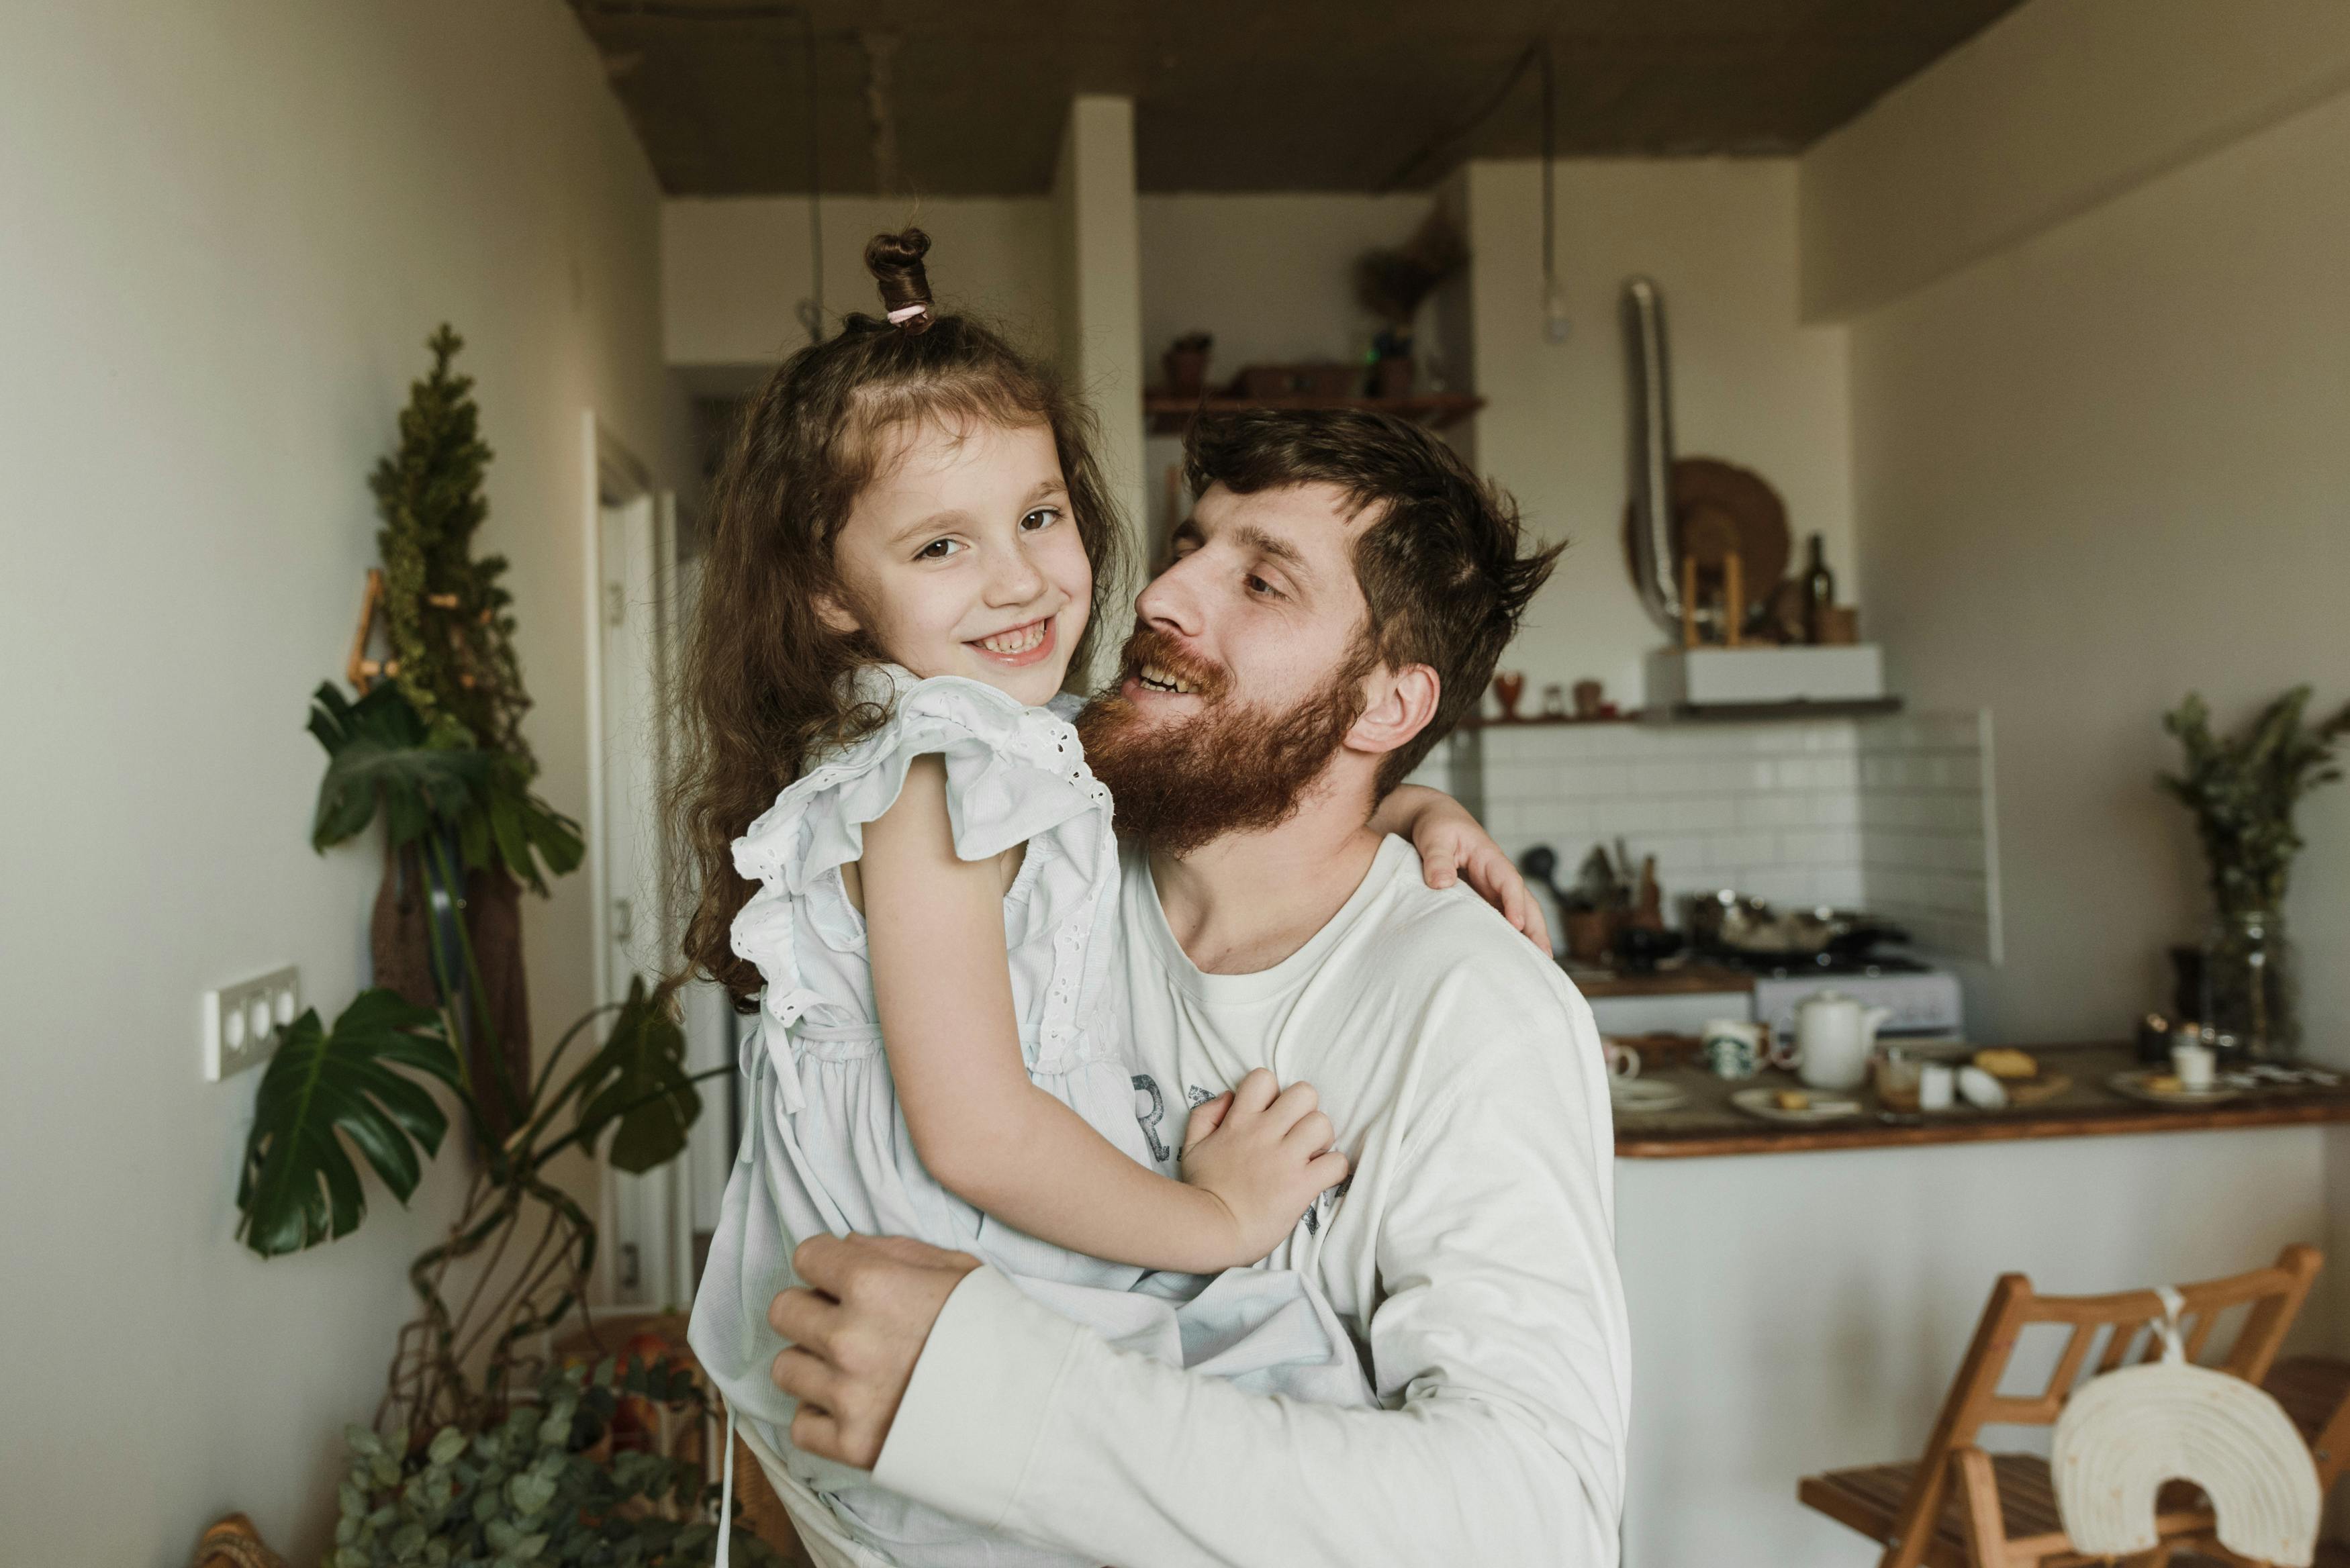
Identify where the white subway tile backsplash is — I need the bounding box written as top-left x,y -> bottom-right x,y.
1442,708 -> 2000,965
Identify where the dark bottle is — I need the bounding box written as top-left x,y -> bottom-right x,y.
1802,533 -> 1836,644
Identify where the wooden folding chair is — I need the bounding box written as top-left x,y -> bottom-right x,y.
1799,1244 -> 2324,1568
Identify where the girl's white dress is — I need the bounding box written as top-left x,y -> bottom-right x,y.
688,667 -> 1367,1568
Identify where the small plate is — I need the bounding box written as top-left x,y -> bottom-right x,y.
1610,1079 -> 1690,1115
1731,1086 -> 1867,1124
2107,1069 -> 2245,1108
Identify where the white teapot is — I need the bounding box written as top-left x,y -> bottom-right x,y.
1789,989 -> 1894,1091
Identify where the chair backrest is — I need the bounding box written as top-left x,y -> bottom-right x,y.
1940,1244 -> 2320,1442
1877,1245 -> 2321,1568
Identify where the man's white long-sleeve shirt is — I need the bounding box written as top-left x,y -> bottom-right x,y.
874,834 -> 1631,1567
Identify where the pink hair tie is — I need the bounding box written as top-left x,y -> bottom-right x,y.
887,304 -> 929,325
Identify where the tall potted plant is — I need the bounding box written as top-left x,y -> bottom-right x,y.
231,329 -> 773,1563
2160,686 -> 2349,1057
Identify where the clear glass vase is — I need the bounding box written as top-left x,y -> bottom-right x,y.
2200,910 -> 2298,1060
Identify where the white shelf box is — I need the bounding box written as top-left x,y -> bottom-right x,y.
1644,646 -> 1888,714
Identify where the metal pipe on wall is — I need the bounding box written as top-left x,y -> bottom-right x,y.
1620,277 -> 1681,633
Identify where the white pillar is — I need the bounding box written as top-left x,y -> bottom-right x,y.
1051,95 -> 1147,628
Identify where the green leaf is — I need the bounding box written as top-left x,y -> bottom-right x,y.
507,1471 -> 556,1516
428,1425 -> 467,1467
308,682 -> 487,853
236,989 -> 462,1257
569,979 -> 700,1175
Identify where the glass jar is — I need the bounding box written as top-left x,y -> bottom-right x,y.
2201,910 -> 2298,1061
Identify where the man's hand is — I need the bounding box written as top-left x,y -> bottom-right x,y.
769,1233 -> 980,1469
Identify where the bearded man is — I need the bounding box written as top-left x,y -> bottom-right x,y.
765,409 -> 1630,1566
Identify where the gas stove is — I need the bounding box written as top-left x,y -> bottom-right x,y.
1577,950 -> 1965,1045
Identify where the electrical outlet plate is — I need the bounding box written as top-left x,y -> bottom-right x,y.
203,965 -> 300,1081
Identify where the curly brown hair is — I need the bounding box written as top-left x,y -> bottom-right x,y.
671,229 -> 1128,1006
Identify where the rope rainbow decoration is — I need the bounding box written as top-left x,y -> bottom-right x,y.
2051,1288 -> 2320,1565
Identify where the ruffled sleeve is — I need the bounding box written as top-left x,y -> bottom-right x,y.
726,668 -> 1110,1035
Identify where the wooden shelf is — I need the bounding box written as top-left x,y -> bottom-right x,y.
1656,696 -> 1903,723
1143,391 -> 1486,436
1462,712 -> 1641,730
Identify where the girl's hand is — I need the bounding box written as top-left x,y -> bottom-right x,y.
1376,785 -> 1552,954
1177,1069 -> 1347,1267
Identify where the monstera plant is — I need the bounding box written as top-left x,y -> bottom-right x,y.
234,332 -> 741,1528
238,677 -> 726,1438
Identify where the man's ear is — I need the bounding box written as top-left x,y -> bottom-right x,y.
1347,663 -> 1441,761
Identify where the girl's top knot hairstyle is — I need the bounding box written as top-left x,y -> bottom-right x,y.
865,226 -> 935,334
671,227 -> 1127,1005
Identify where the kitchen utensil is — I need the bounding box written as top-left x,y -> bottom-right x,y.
1564,910 -> 1624,965
2004,1073 -> 2074,1106
1632,856 -> 1664,931
2109,1069 -> 2245,1107
1602,1039 -> 1642,1079
1789,989 -> 1891,1091
1730,1086 -> 1865,1124
1517,845 -> 1570,961
1621,456 -> 1791,623
1701,1019 -> 1771,1079
1683,890 -> 1908,962
1612,924 -> 1683,975
2173,1041 -> 2217,1092
1919,1063 -> 1956,1111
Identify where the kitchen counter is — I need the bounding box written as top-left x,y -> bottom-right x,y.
1607,1045 -> 2341,1566
1613,1042 -> 2350,1157
1565,963 -> 1756,997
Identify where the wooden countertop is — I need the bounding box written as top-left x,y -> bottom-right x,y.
1568,963 -> 1756,997
1614,1043 -> 2350,1159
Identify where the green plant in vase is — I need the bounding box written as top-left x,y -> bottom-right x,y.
2160,686 -> 2350,1057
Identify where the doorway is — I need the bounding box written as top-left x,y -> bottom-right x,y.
584,417 -> 687,1310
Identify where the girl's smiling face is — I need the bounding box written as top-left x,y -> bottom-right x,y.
822,416 -> 1092,707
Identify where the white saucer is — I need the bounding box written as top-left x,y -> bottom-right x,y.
2107,1069 -> 2245,1107
1730,1086 -> 1867,1124
1609,1079 -> 1689,1114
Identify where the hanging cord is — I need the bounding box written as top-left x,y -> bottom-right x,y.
1374,35 -> 1564,337
569,2 -> 825,342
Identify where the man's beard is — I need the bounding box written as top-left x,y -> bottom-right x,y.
1074,624 -> 1369,856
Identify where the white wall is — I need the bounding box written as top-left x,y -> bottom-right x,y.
0,3 -> 682,1561
1800,0 -> 2350,321
662,194 -> 1060,366
1805,0 -> 2350,1400
1461,159 -> 1856,716
1812,20 -> 2350,1058
1139,192 -> 1441,378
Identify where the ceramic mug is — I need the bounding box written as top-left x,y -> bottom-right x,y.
1603,1039 -> 1642,1080
1701,1019 -> 1770,1080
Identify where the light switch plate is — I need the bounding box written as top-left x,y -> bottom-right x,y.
203,965 -> 300,1081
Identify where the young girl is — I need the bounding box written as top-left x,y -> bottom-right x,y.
682,230 -> 1531,1568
